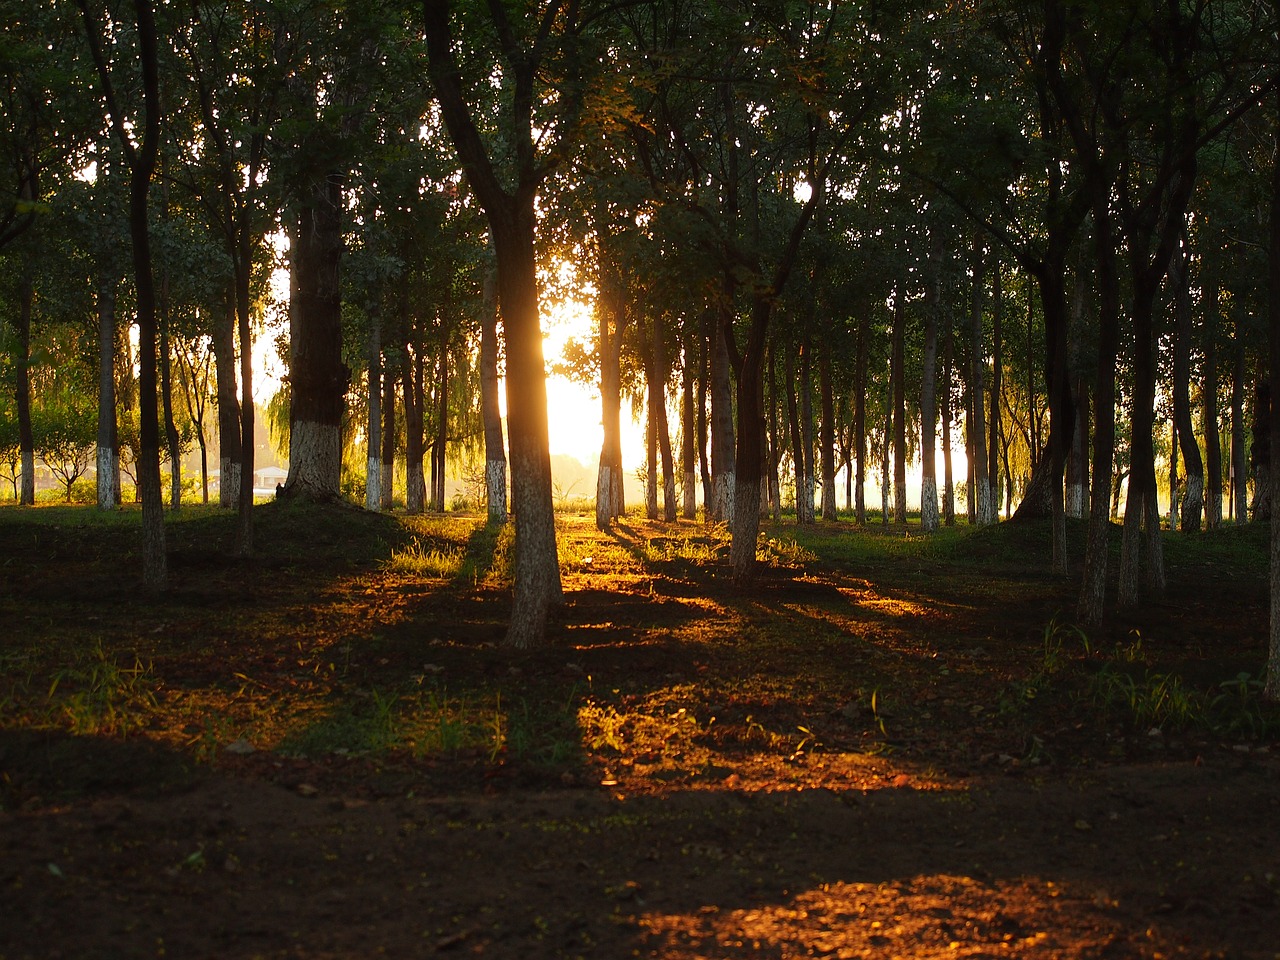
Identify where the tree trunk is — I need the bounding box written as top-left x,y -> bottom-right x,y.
920,244 -> 941,533
1232,318 -> 1248,523
969,247 -> 993,526
14,268 -> 34,506
681,348 -> 697,519
729,296 -> 769,581
1172,241 -> 1204,531
283,180 -> 349,503
433,336 -> 449,511
1252,377 -> 1271,521
989,257 -> 1004,517
698,314 -> 712,513
820,342 -> 837,522
892,295 -> 907,525
403,346 -> 425,515
645,346 -> 658,520
1267,86 -> 1280,699
854,312 -> 868,524
159,267 -> 182,511
1203,298 -> 1222,529
479,261 -> 506,523
96,275 -> 120,510
214,291 -> 241,510
380,347 -> 396,510
941,296 -> 955,526
710,291 -> 736,523
785,347 -> 804,520
595,254 -> 624,528
365,299 -> 382,512
1119,296 -> 1165,605
1079,198 -> 1121,628
653,317 -> 676,523
799,339 -> 816,523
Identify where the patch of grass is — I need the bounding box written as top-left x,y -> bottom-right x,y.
385,540 -> 465,578
46,641 -> 159,736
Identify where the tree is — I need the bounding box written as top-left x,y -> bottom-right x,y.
78,0 -> 167,587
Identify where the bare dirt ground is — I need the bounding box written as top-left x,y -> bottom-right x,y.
1,503 -> 1277,959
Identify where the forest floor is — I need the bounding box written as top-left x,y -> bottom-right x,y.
1,500 -> 1277,960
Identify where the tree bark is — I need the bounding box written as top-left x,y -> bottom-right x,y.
214,290 -> 241,510
14,267 -> 34,506
96,275 -> 120,510
1232,318 -> 1248,522
595,252 -> 624,528
283,178 -> 349,503
365,298 -> 382,512
989,257 -> 1004,516
424,0 -> 562,647
380,351 -> 396,510
403,344 -> 425,515
681,347 -> 697,519
941,296 -> 955,526
892,295 -> 907,525
920,241 -> 941,533
710,289 -> 736,523
1172,240 -> 1204,531
481,260 -> 507,524
820,342 -> 837,522
654,318 -> 676,522
1203,295 -> 1222,529
854,311 -> 868,524
969,247 -> 993,526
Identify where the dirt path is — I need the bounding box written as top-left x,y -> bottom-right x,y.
3,750 -> 1277,959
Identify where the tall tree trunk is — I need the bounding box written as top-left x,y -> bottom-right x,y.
1267,85 -> 1280,699
15,268 -> 34,506
1252,377 -> 1271,521
799,339 -> 816,523
283,178 -> 349,502
854,312 -> 868,525
1203,297 -> 1222,529
969,247 -> 993,526
892,295 -> 907,525
403,341 -> 425,516
989,257 -> 1004,516
820,342 -> 837,522
380,353 -> 395,510
920,243 -> 941,533
480,261 -> 507,523
697,314 -> 711,513
1232,318 -> 1248,522
785,346 -> 804,520
1172,240 -> 1204,531
765,343 -> 781,520
1119,299 -> 1165,605
159,284 -> 182,511
595,251 -> 625,528
365,298 -> 382,512
653,318 -> 676,523
681,348 -> 697,519
1079,201 -> 1121,628
1169,418 -> 1179,530
96,275 -> 121,509
710,289 -> 736,523
433,335 -> 449,511
214,291 -> 241,510
942,298 -> 955,526
645,340 -> 658,520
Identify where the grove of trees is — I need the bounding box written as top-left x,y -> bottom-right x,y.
4,0 -> 1280,681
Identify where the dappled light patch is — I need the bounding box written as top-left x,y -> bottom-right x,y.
635,873 -> 1126,958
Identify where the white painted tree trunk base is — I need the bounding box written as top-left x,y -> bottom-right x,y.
286,420 -> 343,501
920,477 -> 939,533
487,458 -> 508,523
712,472 -> 735,525
220,459 -> 241,509
366,458 -> 381,512
20,450 -> 34,505
97,447 -> 118,510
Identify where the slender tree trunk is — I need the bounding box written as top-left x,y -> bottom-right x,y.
1079,202 -> 1121,628
1267,87 -> 1280,699
96,275 -> 120,510
799,339 -> 816,523
854,312 -> 868,525
970,248 -> 993,526
1232,318 -> 1248,522
214,291 -> 241,509
942,299 -> 955,526
710,289 -> 736,523
1204,303 -> 1222,529
681,347 -> 697,519
159,263 -> 183,511
820,342 -> 837,522
433,335 -> 449,511
1169,418 -> 1180,530
403,346 -> 425,516
1172,241 -> 1204,531
892,295 -> 907,524
1119,297 -> 1164,605
920,245 -> 941,533
15,269 -> 34,506
766,343 -> 782,520
595,249 -> 626,528
365,299 -> 382,512
698,314 -> 712,513
645,342 -> 658,520
1252,377 -> 1271,521
785,347 -> 804,520
380,354 -> 395,510
480,261 -> 507,523
990,257 -> 1004,516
